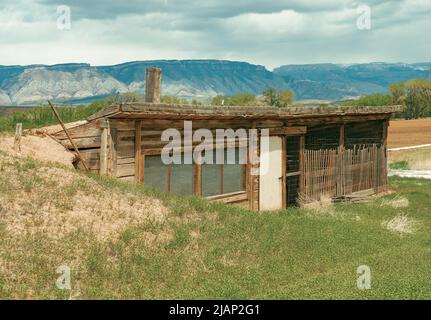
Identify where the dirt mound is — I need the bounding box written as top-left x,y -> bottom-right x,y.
0,152 -> 171,241
0,133 -> 75,168
29,120 -> 87,136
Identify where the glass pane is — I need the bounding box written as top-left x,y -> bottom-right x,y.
202,162 -> 222,197
171,162 -> 194,195
144,155 -> 167,192
202,148 -> 246,196
223,148 -> 245,194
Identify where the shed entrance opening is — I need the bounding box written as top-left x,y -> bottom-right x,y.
285,136 -> 301,207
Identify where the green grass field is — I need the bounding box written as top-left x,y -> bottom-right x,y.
0,152 -> 430,299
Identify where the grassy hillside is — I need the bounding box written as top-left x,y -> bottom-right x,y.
0,150 -> 430,299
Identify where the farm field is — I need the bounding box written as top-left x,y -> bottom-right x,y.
388,118 -> 431,149
388,118 -> 431,170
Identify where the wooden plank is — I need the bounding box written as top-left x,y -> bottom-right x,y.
142,155 -> 146,184
209,192 -> 248,204
109,128 -> 117,177
79,148 -> 100,161
110,118 -> 254,131
109,103 -> 401,120
117,157 -> 135,165
339,124 -> 345,148
118,176 -> 135,183
298,135 -> 305,202
167,164 -> 172,193
193,153 -> 202,195
99,120 -> 109,175
87,105 -> 120,121
269,126 -> 307,136
54,122 -> 101,140
62,136 -> 101,149
206,191 -> 247,201
382,120 -> 389,192
135,120 -> 143,183
248,122 -> 256,210
220,164 -> 224,195
116,163 -> 135,178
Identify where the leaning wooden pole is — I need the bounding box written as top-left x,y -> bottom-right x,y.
47,101 -> 89,171
13,123 -> 22,152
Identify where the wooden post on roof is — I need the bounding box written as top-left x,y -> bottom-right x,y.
145,67 -> 162,103
13,123 -> 22,152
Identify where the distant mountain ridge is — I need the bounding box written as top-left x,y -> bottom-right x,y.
0,60 -> 430,105
274,62 -> 431,100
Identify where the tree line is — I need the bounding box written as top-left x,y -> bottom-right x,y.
341,79 -> 431,119
109,89 -> 296,108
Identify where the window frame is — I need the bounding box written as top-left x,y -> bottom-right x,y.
141,142 -> 249,202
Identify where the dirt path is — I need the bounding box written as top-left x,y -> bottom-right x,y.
389,170 -> 431,179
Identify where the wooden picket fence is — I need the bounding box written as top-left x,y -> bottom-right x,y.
301,144 -> 387,203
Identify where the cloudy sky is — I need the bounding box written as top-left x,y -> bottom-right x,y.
0,0 -> 430,69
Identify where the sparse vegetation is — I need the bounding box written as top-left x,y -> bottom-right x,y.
262,88 -> 295,108
341,79 -> 431,119
0,98 -> 112,132
340,94 -> 393,107
389,160 -> 410,170
0,149 -> 431,299
210,89 -> 296,107
389,147 -> 431,171
211,93 -> 260,106
161,95 -> 190,105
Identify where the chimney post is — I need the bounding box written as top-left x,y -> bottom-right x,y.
145,67 -> 162,103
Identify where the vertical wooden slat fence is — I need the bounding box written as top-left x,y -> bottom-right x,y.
301,144 -> 386,203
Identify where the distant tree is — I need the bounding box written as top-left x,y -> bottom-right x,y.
262,88 -> 278,106
211,93 -> 258,106
389,82 -> 405,104
211,95 -> 226,105
277,91 -> 295,107
191,99 -> 202,106
340,94 -> 393,107
262,88 -> 295,107
119,92 -> 143,103
230,93 -> 257,106
161,95 -> 189,105
403,79 -> 431,119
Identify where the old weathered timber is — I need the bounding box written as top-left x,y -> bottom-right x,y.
48,101 -> 89,171
13,123 -> 22,152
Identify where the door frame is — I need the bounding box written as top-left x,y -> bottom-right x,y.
281,133 -> 306,209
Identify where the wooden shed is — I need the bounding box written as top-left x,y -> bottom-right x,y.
53,68 -> 402,211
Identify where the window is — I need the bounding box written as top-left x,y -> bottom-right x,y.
143,147 -> 247,198
144,153 -> 194,195
202,148 -> 246,197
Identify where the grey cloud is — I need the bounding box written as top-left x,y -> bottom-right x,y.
37,0 -> 351,20
0,0 -> 430,68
